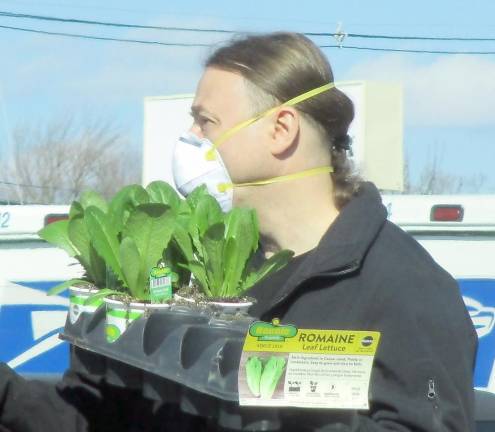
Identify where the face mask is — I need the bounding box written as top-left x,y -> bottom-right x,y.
173,82 -> 337,211
173,131 -> 233,212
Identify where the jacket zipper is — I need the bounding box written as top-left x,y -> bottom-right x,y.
428,378 -> 443,431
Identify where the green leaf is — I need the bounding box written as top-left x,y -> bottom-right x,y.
187,195 -> 222,268
179,261 -> 211,297
38,220 -> 78,257
178,199 -> 192,216
163,239 -> 191,288
202,222 -> 225,297
84,206 -> 125,283
69,201 -> 84,220
249,210 -> 260,254
47,278 -> 91,296
108,184 -> 149,234
243,250 -> 294,290
173,222 -> 194,263
120,237 -> 147,300
193,195 -> 223,235
122,203 -> 175,278
146,181 -> 181,211
225,208 -> 258,254
185,184 -> 209,209
105,266 -> 121,290
222,209 -> 257,296
222,238 -> 241,296
88,244 -> 107,287
68,215 -> 92,275
80,190 -> 108,213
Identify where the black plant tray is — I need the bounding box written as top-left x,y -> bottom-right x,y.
60,305 -> 254,401
60,306 -> 285,431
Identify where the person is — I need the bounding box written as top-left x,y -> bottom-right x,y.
0,31 -> 477,432
174,32 -> 478,431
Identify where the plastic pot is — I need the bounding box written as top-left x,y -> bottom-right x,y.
104,297 -> 170,343
207,299 -> 254,315
69,285 -> 102,324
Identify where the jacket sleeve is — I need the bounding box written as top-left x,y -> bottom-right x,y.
0,362 -> 156,432
356,260 -> 478,432
0,363 -> 92,431
346,270 -> 476,431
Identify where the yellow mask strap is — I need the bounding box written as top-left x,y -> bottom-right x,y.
205,82 -> 336,161
217,166 -> 334,193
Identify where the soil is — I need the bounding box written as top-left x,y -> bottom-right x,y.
207,296 -> 256,304
174,284 -> 256,305
106,294 -> 172,306
174,283 -> 205,301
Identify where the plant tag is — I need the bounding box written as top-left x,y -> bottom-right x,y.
238,318 -> 380,410
149,265 -> 172,302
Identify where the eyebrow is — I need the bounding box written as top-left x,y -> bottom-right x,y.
190,105 -> 220,123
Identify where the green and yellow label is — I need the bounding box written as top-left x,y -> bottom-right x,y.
243,319 -> 380,355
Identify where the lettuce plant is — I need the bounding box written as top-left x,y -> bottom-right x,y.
39,181 -> 191,301
38,189 -> 110,295
180,187 -> 294,299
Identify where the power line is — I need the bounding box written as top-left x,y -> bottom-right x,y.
0,179 -> 77,192
2,9 -> 495,42
1,21 -> 495,55
312,31 -> 495,42
0,10 -> 235,34
0,23 -> 211,47
320,44 -> 495,55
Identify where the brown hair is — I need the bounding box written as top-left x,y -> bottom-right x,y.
205,32 -> 361,208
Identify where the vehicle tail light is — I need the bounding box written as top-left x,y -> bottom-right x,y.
430,205 -> 464,222
44,214 -> 69,225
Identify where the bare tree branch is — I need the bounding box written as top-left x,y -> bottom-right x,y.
0,116 -> 140,204
403,144 -> 486,195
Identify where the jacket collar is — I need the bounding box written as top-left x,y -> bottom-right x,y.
303,181 -> 387,277
249,182 -> 388,316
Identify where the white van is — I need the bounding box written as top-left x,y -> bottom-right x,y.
0,204 -> 81,377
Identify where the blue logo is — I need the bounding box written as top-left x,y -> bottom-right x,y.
0,280 -> 69,375
459,279 -> 495,392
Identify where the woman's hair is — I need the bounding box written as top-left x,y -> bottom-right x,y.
205,32 -> 361,208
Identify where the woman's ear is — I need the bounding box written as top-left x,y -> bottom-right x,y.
269,107 -> 300,156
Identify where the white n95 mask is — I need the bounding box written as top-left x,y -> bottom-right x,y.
172,131 -> 234,212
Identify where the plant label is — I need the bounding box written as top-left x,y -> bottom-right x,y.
238,318 -> 380,410
149,266 -> 173,302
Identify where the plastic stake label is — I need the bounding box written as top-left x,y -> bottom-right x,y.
149,265 -> 173,302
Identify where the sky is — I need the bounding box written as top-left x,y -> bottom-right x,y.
0,0 -> 494,192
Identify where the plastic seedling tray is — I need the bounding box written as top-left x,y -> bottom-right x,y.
60,305 -> 287,431
60,304 -> 253,401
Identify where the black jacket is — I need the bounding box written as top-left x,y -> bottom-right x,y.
0,183 -> 477,432
247,182 -> 477,431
